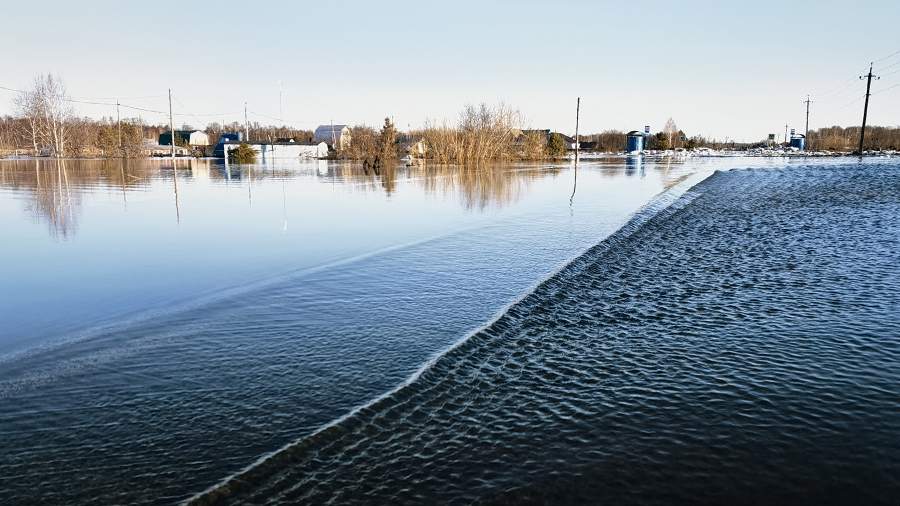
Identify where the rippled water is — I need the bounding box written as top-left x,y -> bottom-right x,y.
1,158 -> 897,504
192,162 -> 900,505
0,156 -> 708,504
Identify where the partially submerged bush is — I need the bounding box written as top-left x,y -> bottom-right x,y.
547,133 -> 567,157
422,103 -> 521,164
228,143 -> 257,164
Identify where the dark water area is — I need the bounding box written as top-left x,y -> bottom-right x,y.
195,163 -> 900,505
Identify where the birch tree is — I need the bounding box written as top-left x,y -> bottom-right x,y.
15,74 -> 73,157
663,118 -> 678,149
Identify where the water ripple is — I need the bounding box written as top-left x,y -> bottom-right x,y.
192,164 -> 900,505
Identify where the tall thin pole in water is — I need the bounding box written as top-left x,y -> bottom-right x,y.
169,88 -> 180,223
570,97 -> 580,204
168,89 -> 175,161
858,63 -> 879,155
803,95 -> 812,142
244,102 -> 250,142
574,97 -> 580,168
116,100 -> 122,157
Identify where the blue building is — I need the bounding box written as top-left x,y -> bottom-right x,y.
626,131 -> 645,153
212,132 -> 244,158
790,133 -> 806,151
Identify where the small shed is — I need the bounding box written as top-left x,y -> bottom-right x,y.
626,131 -> 645,153
790,133 -> 806,151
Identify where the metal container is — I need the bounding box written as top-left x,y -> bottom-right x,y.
626,131 -> 644,153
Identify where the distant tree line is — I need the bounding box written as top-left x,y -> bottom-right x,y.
579,118 -> 736,152
807,125 -> 900,151
0,74 -> 314,158
5,75 -> 897,159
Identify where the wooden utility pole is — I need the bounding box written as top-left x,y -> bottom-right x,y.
803,95 -> 812,140
574,97 -> 581,168
244,102 -> 250,142
330,119 -> 336,149
116,100 -> 122,156
570,97 -> 581,205
168,89 -> 175,161
858,63 -> 879,155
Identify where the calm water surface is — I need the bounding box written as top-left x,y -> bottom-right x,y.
1,157 -> 893,504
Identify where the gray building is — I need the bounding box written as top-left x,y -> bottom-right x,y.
314,125 -> 351,150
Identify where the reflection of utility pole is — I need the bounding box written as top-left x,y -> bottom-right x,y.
858,62 -> 880,154
169,88 -> 179,223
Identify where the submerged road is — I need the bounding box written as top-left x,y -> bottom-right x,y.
195,163 -> 900,505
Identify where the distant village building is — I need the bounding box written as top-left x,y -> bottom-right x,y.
142,138 -> 191,157
314,125 -> 351,150
213,134 -> 328,160
626,130 -> 646,153
520,129 -> 551,143
159,130 -> 210,147
406,139 -> 427,157
212,133 -> 243,158
552,133 -> 579,150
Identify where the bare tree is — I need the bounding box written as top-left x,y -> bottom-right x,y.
663,118 -> 678,149
15,74 -> 73,157
42,75 -> 73,157
14,80 -> 44,154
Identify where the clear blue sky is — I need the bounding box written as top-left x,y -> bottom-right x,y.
2,0 -> 898,141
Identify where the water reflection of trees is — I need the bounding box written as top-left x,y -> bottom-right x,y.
0,157 -> 691,240
0,159 -> 157,239
2,159 -> 81,239
316,161 -> 561,211
415,163 -> 560,211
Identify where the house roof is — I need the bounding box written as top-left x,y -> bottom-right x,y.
315,125 -> 348,132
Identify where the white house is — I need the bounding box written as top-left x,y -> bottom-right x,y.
314,125 -> 351,150
223,141 -> 329,161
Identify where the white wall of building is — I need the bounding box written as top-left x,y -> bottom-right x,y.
188,131 -> 210,146
223,142 -> 328,160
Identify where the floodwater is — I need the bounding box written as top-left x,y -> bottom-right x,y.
0,157 -> 896,504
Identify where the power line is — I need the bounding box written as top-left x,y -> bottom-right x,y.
878,59 -> 900,72
872,82 -> 900,96
878,67 -> 900,79
874,48 -> 900,63
118,104 -> 167,114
